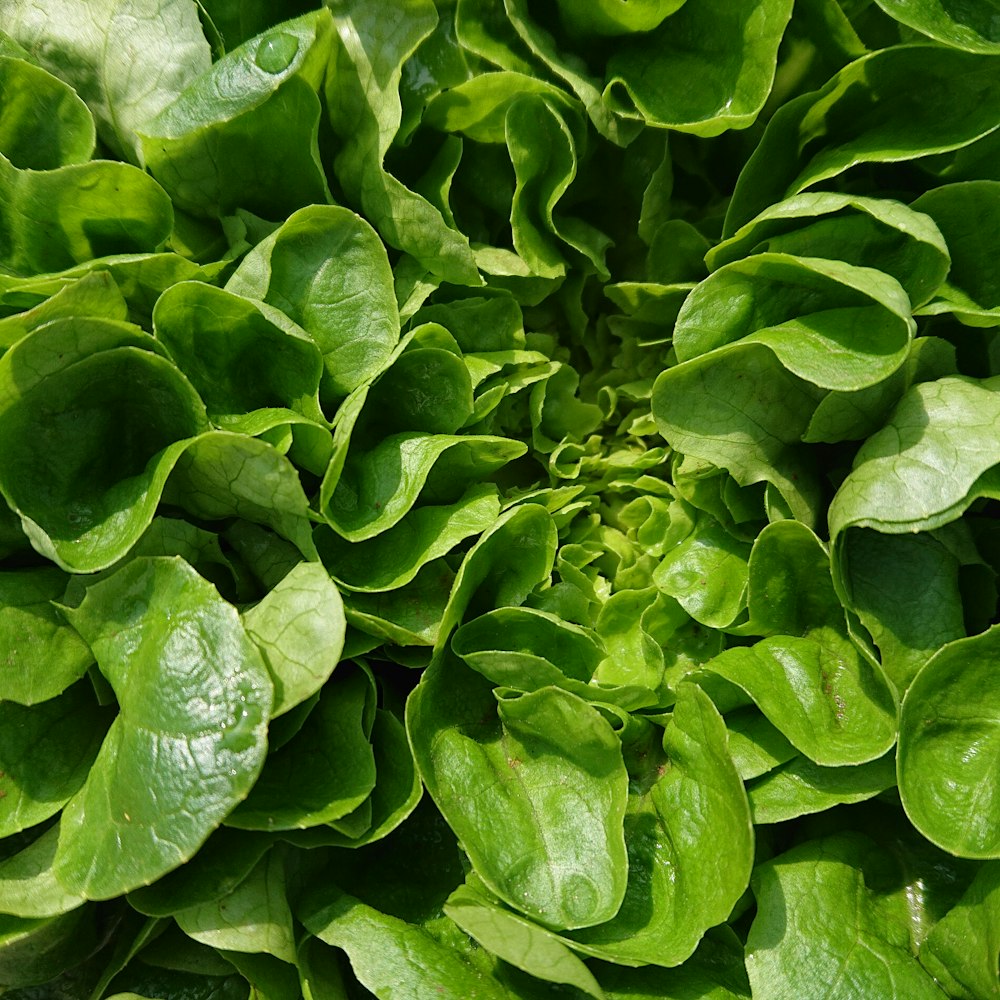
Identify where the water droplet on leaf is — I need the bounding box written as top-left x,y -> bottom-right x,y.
255,33 -> 299,74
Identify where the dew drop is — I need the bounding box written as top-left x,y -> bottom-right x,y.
255,32 -> 299,74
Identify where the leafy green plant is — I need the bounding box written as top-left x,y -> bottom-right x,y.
0,0 -> 999,996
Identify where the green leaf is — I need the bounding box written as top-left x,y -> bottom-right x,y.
324,0 -> 479,284
919,861 -> 1000,999
913,181 -> 1000,324
175,850 -> 296,964
746,752 -> 897,824
0,156 -> 174,276
652,342 -> 825,525
875,0 -> 1000,52
0,319 -> 209,572
225,205 -> 402,405
445,880 -> 605,998
601,0 -> 795,136
0,682 -> 111,838
837,529 -> 966,692
0,56 -> 94,169
301,890 -> 512,999
899,626 -> 1000,858
242,562 -> 345,718
0,0 -> 212,161
672,254 -> 914,391
407,652 -> 629,930
127,828 -> 273,917
653,514 -> 751,629
139,10 -> 333,219
726,45 -> 1000,235
705,631 -> 897,766
829,376 -> 1000,539
227,665 -> 375,831
153,282 -> 325,425
507,95 -> 611,280
0,826 -> 86,919
708,193 -> 950,308
0,569 -> 93,704
567,684 -> 753,967
317,484 -> 501,593
746,833 -> 949,999
54,557 -> 273,898
162,430 -> 319,562
324,432 -> 526,542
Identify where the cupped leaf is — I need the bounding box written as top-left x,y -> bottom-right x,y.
566,684 -> 753,967
227,665 -> 376,831
126,828 -> 273,917
837,528 -> 967,693
726,45 -> 1000,235
424,71 -> 577,144
453,605 -> 604,685
653,513 -> 751,629
914,181 -> 1000,324
225,205 -> 402,404
0,0 -> 212,162
153,282 -> 324,425
507,95 -> 611,280
708,193 -> 950,308
0,319 -> 209,572
704,631 -> 897,766
242,562 -> 345,718
54,556 -> 273,899
899,626 -> 1000,858
672,254 -> 914,392
407,651 -> 629,930
317,484 -> 501,593
0,56 -> 94,169
0,156 -> 174,276
652,342 -> 825,525
0,271 -> 128,351
746,833 -> 949,999
139,9 -> 333,219
0,568 -> 93,704
324,432 -> 526,542
555,0 -> 685,36
746,752 -> 897,825
0,827 -> 85,919
602,0 -> 795,136
161,430 -> 319,562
